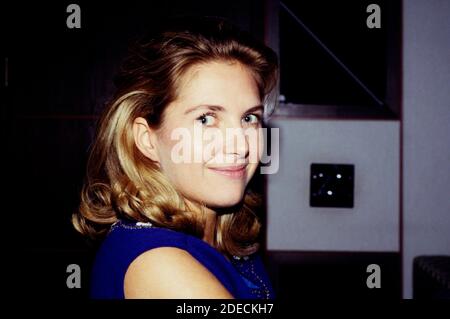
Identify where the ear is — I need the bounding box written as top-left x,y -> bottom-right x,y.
133,117 -> 160,163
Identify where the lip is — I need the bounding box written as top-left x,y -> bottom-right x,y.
208,164 -> 247,179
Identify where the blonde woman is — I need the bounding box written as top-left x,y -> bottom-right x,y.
73,15 -> 279,299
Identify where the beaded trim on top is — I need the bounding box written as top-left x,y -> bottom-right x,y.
229,255 -> 272,299
109,220 -> 153,233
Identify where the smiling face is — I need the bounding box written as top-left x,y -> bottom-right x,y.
136,60 -> 264,209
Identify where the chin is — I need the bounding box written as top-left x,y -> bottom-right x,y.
209,192 -> 245,208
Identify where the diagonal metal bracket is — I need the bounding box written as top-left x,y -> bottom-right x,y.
280,1 -> 384,107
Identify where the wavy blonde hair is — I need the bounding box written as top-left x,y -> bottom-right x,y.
72,16 -> 279,258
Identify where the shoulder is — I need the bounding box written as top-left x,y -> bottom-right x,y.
123,246 -> 234,299
92,219 -> 235,298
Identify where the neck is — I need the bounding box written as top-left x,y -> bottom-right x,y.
184,198 -> 218,246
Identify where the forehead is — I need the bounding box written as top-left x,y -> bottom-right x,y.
174,61 -> 261,108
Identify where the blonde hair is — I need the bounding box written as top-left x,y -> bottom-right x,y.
72,16 -> 279,258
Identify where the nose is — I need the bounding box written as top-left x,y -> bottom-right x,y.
223,127 -> 249,161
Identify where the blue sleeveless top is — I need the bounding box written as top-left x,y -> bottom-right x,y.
90,219 -> 275,299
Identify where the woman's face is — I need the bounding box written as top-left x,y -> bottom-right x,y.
140,61 -> 263,208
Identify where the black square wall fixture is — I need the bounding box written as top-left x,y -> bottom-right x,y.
310,163 -> 354,208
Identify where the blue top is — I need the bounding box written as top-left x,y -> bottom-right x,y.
90,219 -> 276,299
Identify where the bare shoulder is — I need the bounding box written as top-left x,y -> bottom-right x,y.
124,246 -> 234,299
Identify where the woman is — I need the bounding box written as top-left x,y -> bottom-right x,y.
73,15 -> 279,299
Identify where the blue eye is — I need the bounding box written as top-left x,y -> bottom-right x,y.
243,114 -> 261,125
196,113 -> 216,126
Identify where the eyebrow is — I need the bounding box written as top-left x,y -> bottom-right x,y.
184,104 -> 264,115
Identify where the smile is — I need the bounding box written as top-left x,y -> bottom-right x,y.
207,164 -> 247,179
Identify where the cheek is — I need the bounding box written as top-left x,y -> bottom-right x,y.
193,130 -> 207,162
246,162 -> 259,183
256,128 -> 264,162
156,128 -> 207,183
159,159 -> 206,195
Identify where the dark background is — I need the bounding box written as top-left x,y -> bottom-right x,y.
4,0 -> 401,299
